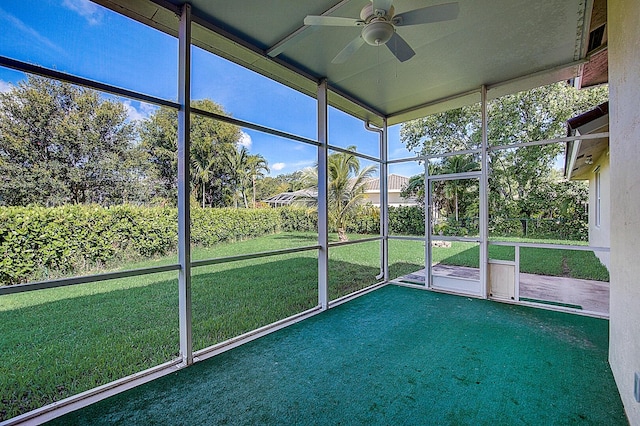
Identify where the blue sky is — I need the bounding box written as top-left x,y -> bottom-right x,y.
0,0 -> 423,177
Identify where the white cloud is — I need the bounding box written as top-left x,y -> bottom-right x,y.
290,160 -> 315,169
271,162 -> 286,171
239,131 -> 252,149
62,0 -> 103,25
123,100 -> 156,123
0,80 -> 14,94
0,7 -> 64,54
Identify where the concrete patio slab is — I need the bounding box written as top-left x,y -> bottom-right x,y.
393,265 -> 610,315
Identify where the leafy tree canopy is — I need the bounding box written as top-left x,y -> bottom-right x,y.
139,99 -> 242,207
0,76 -> 143,206
302,147 -> 377,241
400,82 -> 608,239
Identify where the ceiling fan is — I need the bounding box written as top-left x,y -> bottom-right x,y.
304,0 -> 459,64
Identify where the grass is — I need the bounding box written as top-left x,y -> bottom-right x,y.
48,286 -> 626,426
0,232 -> 419,421
428,241 -> 609,282
0,232 -> 609,421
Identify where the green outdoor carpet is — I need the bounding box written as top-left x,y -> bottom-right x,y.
49,285 -> 627,425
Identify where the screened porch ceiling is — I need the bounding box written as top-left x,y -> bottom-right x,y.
96,0 -> 597,127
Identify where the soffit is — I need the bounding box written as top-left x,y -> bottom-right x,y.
97,0 -> 593,127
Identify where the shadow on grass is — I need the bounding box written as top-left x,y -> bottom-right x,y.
434,244 -> 609,281
0,255 -> 387,422
270,233 -> 318,243
389,262 -> 424,281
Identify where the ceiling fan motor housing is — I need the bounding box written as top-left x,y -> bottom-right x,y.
362,21 -> 394,45
360,3 -> 395,46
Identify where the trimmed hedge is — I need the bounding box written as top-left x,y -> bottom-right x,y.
7,203 -> 583,286
0,205 -> 316,286
388,206 -> 424,235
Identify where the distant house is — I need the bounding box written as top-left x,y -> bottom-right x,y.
263,189 -> 317,207
564,102 -> 609,269
363,174 -> 418,207
263,174 -> 417,207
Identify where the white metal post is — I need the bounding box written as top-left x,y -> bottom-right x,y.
514,244 -> 520,301
425,160 -> 432,288
317,79 -> 329,310
178,4 -> 193,365
380,118 -> 389,282
480,85 -> 489,299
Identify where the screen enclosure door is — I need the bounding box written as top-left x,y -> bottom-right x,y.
426,172 -> 484,297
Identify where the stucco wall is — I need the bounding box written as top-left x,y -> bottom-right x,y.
609,0 -> 640,423
588,154 -> 610,269
363,191 -> 418,207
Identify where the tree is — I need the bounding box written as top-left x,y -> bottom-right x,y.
439,155 -> 479,221
224,145 -> 270,208
401,104 -> 481,156
246,154 -> 269,208
225,145 -> 249,208
303,147 -> 377,242
254,171 -> 306,203
139,99 -> 240,206
400,82 -> 608,238
0,76 -> 143,206
192,154 -> 216,208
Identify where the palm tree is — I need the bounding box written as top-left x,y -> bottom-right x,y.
225,145 -> 249,208
192,154 -> 216,208
303,146 -> 377,242
440,155 -> 478,221
246,154 -> 269,208
225,147 -> 270,208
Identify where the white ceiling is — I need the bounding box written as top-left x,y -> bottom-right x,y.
97,0 -> 592,126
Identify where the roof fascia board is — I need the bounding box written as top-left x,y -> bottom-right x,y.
487,60 -> 587,100
565,136 -> 582,180
94,0 -> 180,36
386,89 -> 481,126
576,114 -> 609,134
577,0 -> 596,59
327,87 -> 385,128
566,113 -> 609,178
387,60 -> 587,126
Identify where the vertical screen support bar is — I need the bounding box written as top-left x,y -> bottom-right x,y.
317,79 -> 329,310
177,4 -> 193,365
380,118 -> 389,282
480,84 -> 489,299
425,159 -> 432,288
365,119 -> 387,282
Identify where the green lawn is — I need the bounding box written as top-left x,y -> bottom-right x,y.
430,241 -> 609,282
0,232 -> 609,421
0,232 -> 418,421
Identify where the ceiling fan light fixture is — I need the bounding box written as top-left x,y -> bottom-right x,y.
362,21 -> 394,46
302,1 -> 458,63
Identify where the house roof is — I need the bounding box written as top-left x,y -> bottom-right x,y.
95,0 -> 598,127
264,174 -> 411,205
264,189 -> 317,205
364,174 -> 410,192
565,101 -> 609,180
574,0 -> 608,89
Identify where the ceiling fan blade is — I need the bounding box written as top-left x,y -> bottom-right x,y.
304,15 -> 361,27
332,36 -> 366,64
393,2 -> 459,26
372,0 -> 394,13
386,32 -> 415,62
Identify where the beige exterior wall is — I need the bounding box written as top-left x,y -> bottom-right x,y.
609,0 -> 640,423
363,191 -> 418,207
588,153 -> 610,269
